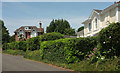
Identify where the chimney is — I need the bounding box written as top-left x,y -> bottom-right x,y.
39,21 -> 42,31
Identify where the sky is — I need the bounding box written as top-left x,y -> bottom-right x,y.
2,2 -> 113,36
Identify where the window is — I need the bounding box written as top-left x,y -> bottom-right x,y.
95,18 -> 97,29
25,27 -> 28,30
88,23 -> 91,32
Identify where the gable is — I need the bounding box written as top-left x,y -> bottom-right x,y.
89,10 -> 100,19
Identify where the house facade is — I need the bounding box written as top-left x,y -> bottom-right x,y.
14,22 -> 44,41
81,1 -> 120,37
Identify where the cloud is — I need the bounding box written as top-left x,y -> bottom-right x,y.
2,0 -> 120,2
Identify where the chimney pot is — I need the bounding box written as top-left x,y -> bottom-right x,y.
40,21 -> 42,31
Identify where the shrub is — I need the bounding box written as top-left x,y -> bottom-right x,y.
39,32 -> 65,42
27,36 -> 40,51
98,23 -> 120,58
3,49 -> 25,55
7,42 -> 16,50
24,50 -> 41,61
6,41 -> 27,51
40,37 -> 97,63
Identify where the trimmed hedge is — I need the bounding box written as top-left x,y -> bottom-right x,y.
6,32 -> 65,51
39,32 -> 65,42
27,36 -> 40,51
7,41 -> 27,51
40,37 -> 97,63
3,49 -> 25,55
24,50 -> 41,61
99,23 -> 120,57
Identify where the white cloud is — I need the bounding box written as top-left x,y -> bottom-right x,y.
2,0 -> 120,2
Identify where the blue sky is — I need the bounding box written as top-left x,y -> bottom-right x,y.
2,2 -> 113,36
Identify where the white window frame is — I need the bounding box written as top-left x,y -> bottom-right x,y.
88,22 -> 91,33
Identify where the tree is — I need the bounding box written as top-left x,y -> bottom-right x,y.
77,26 -> 84,32
46,19 -> 75,35
64,28 -> 76,36
0,20 -> 10,44
9,35 -> 15,42
0,20 -> 10,50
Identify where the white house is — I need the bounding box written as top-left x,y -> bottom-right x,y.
80,1 -> 120,37
14,22 -> 44,41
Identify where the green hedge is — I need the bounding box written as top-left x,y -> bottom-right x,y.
3,49 -> 25,55
99,23 -> 120,58
6,32 -> 65,51
40,37 -> 97,63
24,50 -> 41,61
27,36 -> 40,51
39,32 -> 65,42
7,41 -> 27,51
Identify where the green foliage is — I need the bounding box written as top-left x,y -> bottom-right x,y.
1,20 -> 10,44
24,50 -> 41,61
9,35 -> 15,42
40,37 -> 97,63
77,26 -> 84,32
98,23 -> 120,58
39,32 -> 65,42
27,36 -> 40,51
46,19 -> 75,35
3,49 -> 25,55
7,41 -> 27,51
64,28 -> 75,36
1,20 -> 10,50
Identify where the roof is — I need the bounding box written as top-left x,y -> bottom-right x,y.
82,1 -> 120,24
14,26 -> 44,33
94,9 -> 102,13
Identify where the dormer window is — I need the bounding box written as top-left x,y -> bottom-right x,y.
95,18 -> 97,29
88,23 -> 91,32
25,27 -> 28,30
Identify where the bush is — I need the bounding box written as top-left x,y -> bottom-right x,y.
39,32 -> 65,42
40,37 -> 97,63
3,49 -> 25,55
27,36 -> 40,51
98,23 -> 120,58
7,42 -> 16,50
24,50 -> 41,61
6,41 -> 27,51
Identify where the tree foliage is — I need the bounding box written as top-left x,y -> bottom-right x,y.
0,20 -> 10,44
77,26 -> 84,32
46,19 -> 75,35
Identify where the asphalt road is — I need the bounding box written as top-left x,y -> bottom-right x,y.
2,54 -> 69,71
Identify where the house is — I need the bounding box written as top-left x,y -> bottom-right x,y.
81,1 -> 120,37
14,21 -> 44,41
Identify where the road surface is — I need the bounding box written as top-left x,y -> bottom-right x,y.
2,54 -> 69,71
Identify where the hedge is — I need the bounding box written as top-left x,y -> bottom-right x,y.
98,22 -> 120,58
6,32 -> 65,51
6,41 -> 27,51
24,50 -> 41,61
40,37 -> 97,63
27,36 -> 40,51
3,49 -> 25,55
39,32 -> 65,42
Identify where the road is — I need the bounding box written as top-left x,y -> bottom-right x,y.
2,54 -> 69,71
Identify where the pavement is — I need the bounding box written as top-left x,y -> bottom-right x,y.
2,54 -> 70,71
